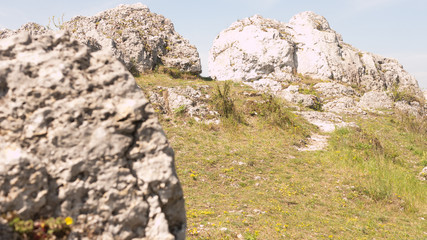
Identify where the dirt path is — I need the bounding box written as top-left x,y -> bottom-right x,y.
296,111 -> 356,151
298,134 -> 329,151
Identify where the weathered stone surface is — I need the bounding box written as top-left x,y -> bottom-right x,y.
313,82 -> 356,98
0,22 -> 50,39
0,32 -> 185,239
297,111 -> 356,132
149,85 -> 219,124
209,11 -> 422,97
245,78 -> 285,94
62,3 -> 201,74
394,101 -> 423,117
323,97 -> 365,114
208,15 -> 296,82
244,80 -> 319,108
358,91 -> 393,110
277,85 -> 319,108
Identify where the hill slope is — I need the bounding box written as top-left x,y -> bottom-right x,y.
136,70 -> 426,240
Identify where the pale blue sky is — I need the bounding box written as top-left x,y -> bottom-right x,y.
1,0 -> 426,89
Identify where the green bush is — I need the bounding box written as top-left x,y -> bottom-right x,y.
390,85 -> 422,104
212,81 -> 242,123
8,214 -> 73,240
245,94 -> 309,136
174,105 -> 187,116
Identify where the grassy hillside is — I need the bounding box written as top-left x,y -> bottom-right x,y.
136,71 -> 427,240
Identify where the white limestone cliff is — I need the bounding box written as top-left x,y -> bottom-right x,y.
209,11 -> 422,98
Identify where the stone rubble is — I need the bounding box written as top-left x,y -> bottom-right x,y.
148,85 -> 220,124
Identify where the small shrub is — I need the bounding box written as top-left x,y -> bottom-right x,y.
211,81 -> 242,122
47,14 -> 65,30
174,105 -> 187,116
8,214 -> 73,240
244,231 -> 259,240
153,65 -> 198,80
298,87 -> 317,96
129,58 -> 140,77
164,67 -> 182,79
296,73 -> 324,85
246,94 -> 308,134
309,97 -> 323,111
390,85 -> 422,104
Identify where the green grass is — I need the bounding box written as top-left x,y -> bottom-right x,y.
135,72 -> 426,240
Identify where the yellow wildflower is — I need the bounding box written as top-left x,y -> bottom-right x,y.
65,216 -> 73,225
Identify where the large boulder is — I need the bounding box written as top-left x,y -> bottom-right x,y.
208,15 -> 296,82
0,32 -> 185,239
209,12 -> 422,97
358,91 -> 394,110
62,3 -> 201,74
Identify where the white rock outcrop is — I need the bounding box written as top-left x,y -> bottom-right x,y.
0,32 -> 186,239
313,82 -> 356,98
209,12 -> 422,97
208,15 -> 296,82
62,3 -> 201,74
358,91 -> 394,110
0,22 -> 50,39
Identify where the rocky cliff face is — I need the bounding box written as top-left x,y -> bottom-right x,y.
0,32 -> 185,239
209,12 -> 422,97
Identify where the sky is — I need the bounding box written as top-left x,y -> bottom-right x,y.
1,0 -> 426,89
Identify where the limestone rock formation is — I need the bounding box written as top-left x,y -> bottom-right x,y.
313,82 -> 356,98
148,85 -> 220,124
323,97 -> 365,114
0,22 -> 50,39
209,12 -> 422,97
278,85 -> 319,109
208,15 -> 296,82
62,3 -> 201,74
0,32 -> 185,239
358,91 -> 393,110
